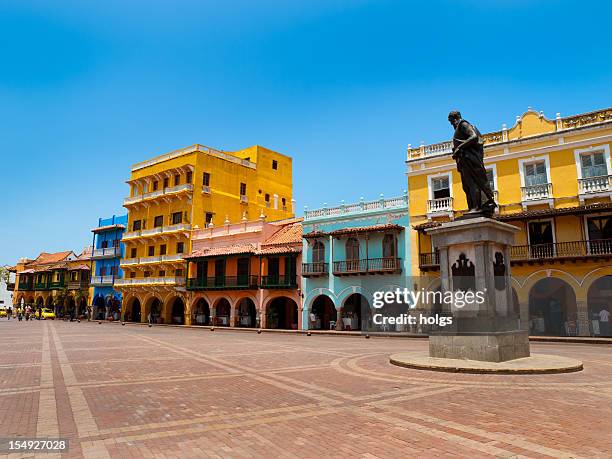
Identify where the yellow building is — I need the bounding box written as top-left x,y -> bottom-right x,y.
116,144 -> 295,323
407,108 -> 612,337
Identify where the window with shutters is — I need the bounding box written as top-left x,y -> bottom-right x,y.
153,215 -> 163,228
172,212 -> 183,225
581,152 -> 608,178
524,161 -> 547,186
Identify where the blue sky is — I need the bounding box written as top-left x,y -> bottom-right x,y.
1,0 -> 611,264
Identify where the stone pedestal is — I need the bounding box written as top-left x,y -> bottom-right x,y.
426,217 -> 530,362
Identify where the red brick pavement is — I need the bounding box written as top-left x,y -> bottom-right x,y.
0,320 -> 611,458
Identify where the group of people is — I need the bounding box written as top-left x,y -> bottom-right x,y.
4,305 -> 40,321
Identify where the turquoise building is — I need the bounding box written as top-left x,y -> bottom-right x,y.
301,193 -> 411,331
90,214 -> 128,319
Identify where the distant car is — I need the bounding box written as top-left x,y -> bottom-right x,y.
0,308 -> 7,318
41,308 -> 55,320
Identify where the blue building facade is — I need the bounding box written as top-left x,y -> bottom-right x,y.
301,193 -> 411,331
90,214 -> 128,320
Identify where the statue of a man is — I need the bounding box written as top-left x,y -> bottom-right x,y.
448,111 -> 496,216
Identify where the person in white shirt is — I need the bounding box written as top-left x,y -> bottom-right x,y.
599,308 -> 610,336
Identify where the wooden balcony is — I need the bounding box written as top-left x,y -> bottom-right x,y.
511,239 -> 612,264
419,251 -> 440,272
67,280 -> 89,290
419,239 -> 612,270
259,275 -> 297,289
332,257 -> 401,276
302,262 -> 329,277
6,282 -> 15,291
18,281 -> 33,291
187,275 -> 258,291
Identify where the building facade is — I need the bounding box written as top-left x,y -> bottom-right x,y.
301,193 -> 410,331
90,214 -> 128,320
117,144 -> 295,323
183,218 -> 302,329
12,249 -> 93,317
407,107 -> 612,337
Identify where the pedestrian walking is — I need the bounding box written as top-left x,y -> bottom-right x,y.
25,305 -> 31,321
147,311 -> 153,327
7,306 -> 12,320
17,307 -> 23,321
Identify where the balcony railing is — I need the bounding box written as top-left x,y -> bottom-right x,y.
162,254 -> 184,262
18,281 -> 33,290
521,183 -> 552,202
6,282 -> 15,291
304,195 -> 408,220
92,247 -> 120,259
419,239 -> 612,269
90,275 -> 115,286
302,262 -> 329,277
187,275 -> 259,290
202,185 -> 211,194
34,282 -> 49,290
67,280 -> 89,290
123,223 -> 191,240
240,195 -> 249,203
115,277 -> 186,287
140,255 -> 162,264
578,175 -> 611,194
259,275 -> 298,289
427,197 -> 453,214
124,183 -> 193,206
419,251 -> 440,269
120,257 -> 140,266
332,257 -> 401,275
511,239 -> 612,261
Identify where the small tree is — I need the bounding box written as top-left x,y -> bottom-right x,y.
53,288 -> 68,315
0,266 -> 10,286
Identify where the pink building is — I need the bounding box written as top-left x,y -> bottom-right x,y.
185,218 -> 302,329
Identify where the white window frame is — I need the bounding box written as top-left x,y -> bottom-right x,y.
427,171 -> 453,201
518,155 -> 550,188
485,164 -> 498,190
574,144 -> 611,180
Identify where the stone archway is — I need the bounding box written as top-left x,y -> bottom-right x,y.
587,275 -> 612,337
267,296 -> 298,330
309,295 -> 335,330
127,298 -> 141,323
170,297 -> 186,325
192,298 -> 210,326
147,297 -> 162,324
342,293 -> 368,331
93,295 -> 106,320
214,298 -> 231,326
236,297 -> 257,328
529,277 -> 577,336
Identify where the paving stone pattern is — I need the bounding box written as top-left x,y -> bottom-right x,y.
0,320 -> 611,458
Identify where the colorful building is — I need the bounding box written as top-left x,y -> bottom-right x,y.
407,107 -> 612,337
301,193 -> 410,331
182,218 -> 302,328
12,249 -> 93,317
117,144 -> 295,323
90,214 -> 128,320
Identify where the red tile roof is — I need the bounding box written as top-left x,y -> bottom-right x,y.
257,245 -> 302,255
262,221 -> 303,246
304,223 -> 404,238
32,251 -> 74,265
186,243 -> 257,259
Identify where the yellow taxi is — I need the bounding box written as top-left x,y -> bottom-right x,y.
41,308 -> 56,320
0,308 -> 7,318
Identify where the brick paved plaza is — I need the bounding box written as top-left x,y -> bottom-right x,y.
1,321 -> 611,458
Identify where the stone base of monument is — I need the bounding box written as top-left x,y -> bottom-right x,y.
389,352 -> 583,374
429,330 -> 530,362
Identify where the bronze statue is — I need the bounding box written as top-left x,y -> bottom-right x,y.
448,111 -> 496,217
